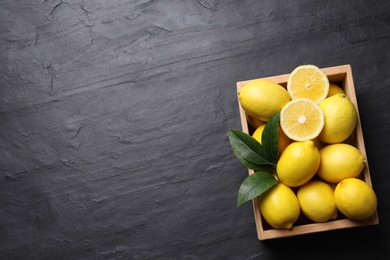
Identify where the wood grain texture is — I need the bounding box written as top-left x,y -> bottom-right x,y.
1,0 -> 390,259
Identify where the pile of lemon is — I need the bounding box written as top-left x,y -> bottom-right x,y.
238,65 -> 377,229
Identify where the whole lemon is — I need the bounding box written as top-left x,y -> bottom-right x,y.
319,94 -> 357,143
276,140 -> 320,187
252,124 -> 266,142
252,124 -> 292,155
238,80 -> 290,121
246,114 -> 266,129
297,181 -> 338,222
259,183 -> 300,229
327,83 -> 344,97
334,178 -> 377,220
317,143 -> 366,183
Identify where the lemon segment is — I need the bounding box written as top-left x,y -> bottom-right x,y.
280,98 -> 325,142
287,65 -> 330,103
334,178 -> 377,220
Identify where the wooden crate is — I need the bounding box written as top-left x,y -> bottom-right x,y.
236,64 -> 379,240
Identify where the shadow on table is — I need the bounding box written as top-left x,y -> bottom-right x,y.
261,224 -> 387,259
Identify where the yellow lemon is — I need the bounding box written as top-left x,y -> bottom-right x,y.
317,143 -> 366,183
246,114 -> 266,129
280,98 -> 324,141
252,124 -> 292,155
319,94 -> 357,143
238,80 -> 290,121
252,124 -> 266,142
259,183 -> 300,229
334,178 -> 377,220
287,64 -> 330,103
327,83 -> 344,97
276,140 -> 320,187
297,181 -> 338,222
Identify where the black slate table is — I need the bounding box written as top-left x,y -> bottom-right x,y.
1,1 -> 390,259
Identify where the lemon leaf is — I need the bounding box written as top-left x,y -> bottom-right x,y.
228,129 -> 270,167
262,111 -> 280,164
237,171 -> 279,207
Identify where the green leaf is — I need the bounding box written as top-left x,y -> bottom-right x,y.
237,171 -> 279,207
227,129 -> 270,167
262,111 -> 280,164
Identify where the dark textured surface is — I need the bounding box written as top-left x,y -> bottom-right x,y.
1,0 -> 390,259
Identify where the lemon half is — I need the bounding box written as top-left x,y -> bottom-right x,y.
280,98 -> 325,142
287,65 -> 330,103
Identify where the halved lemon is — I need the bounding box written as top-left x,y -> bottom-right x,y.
280,98 -> 325,141
287,65 -> 329,103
